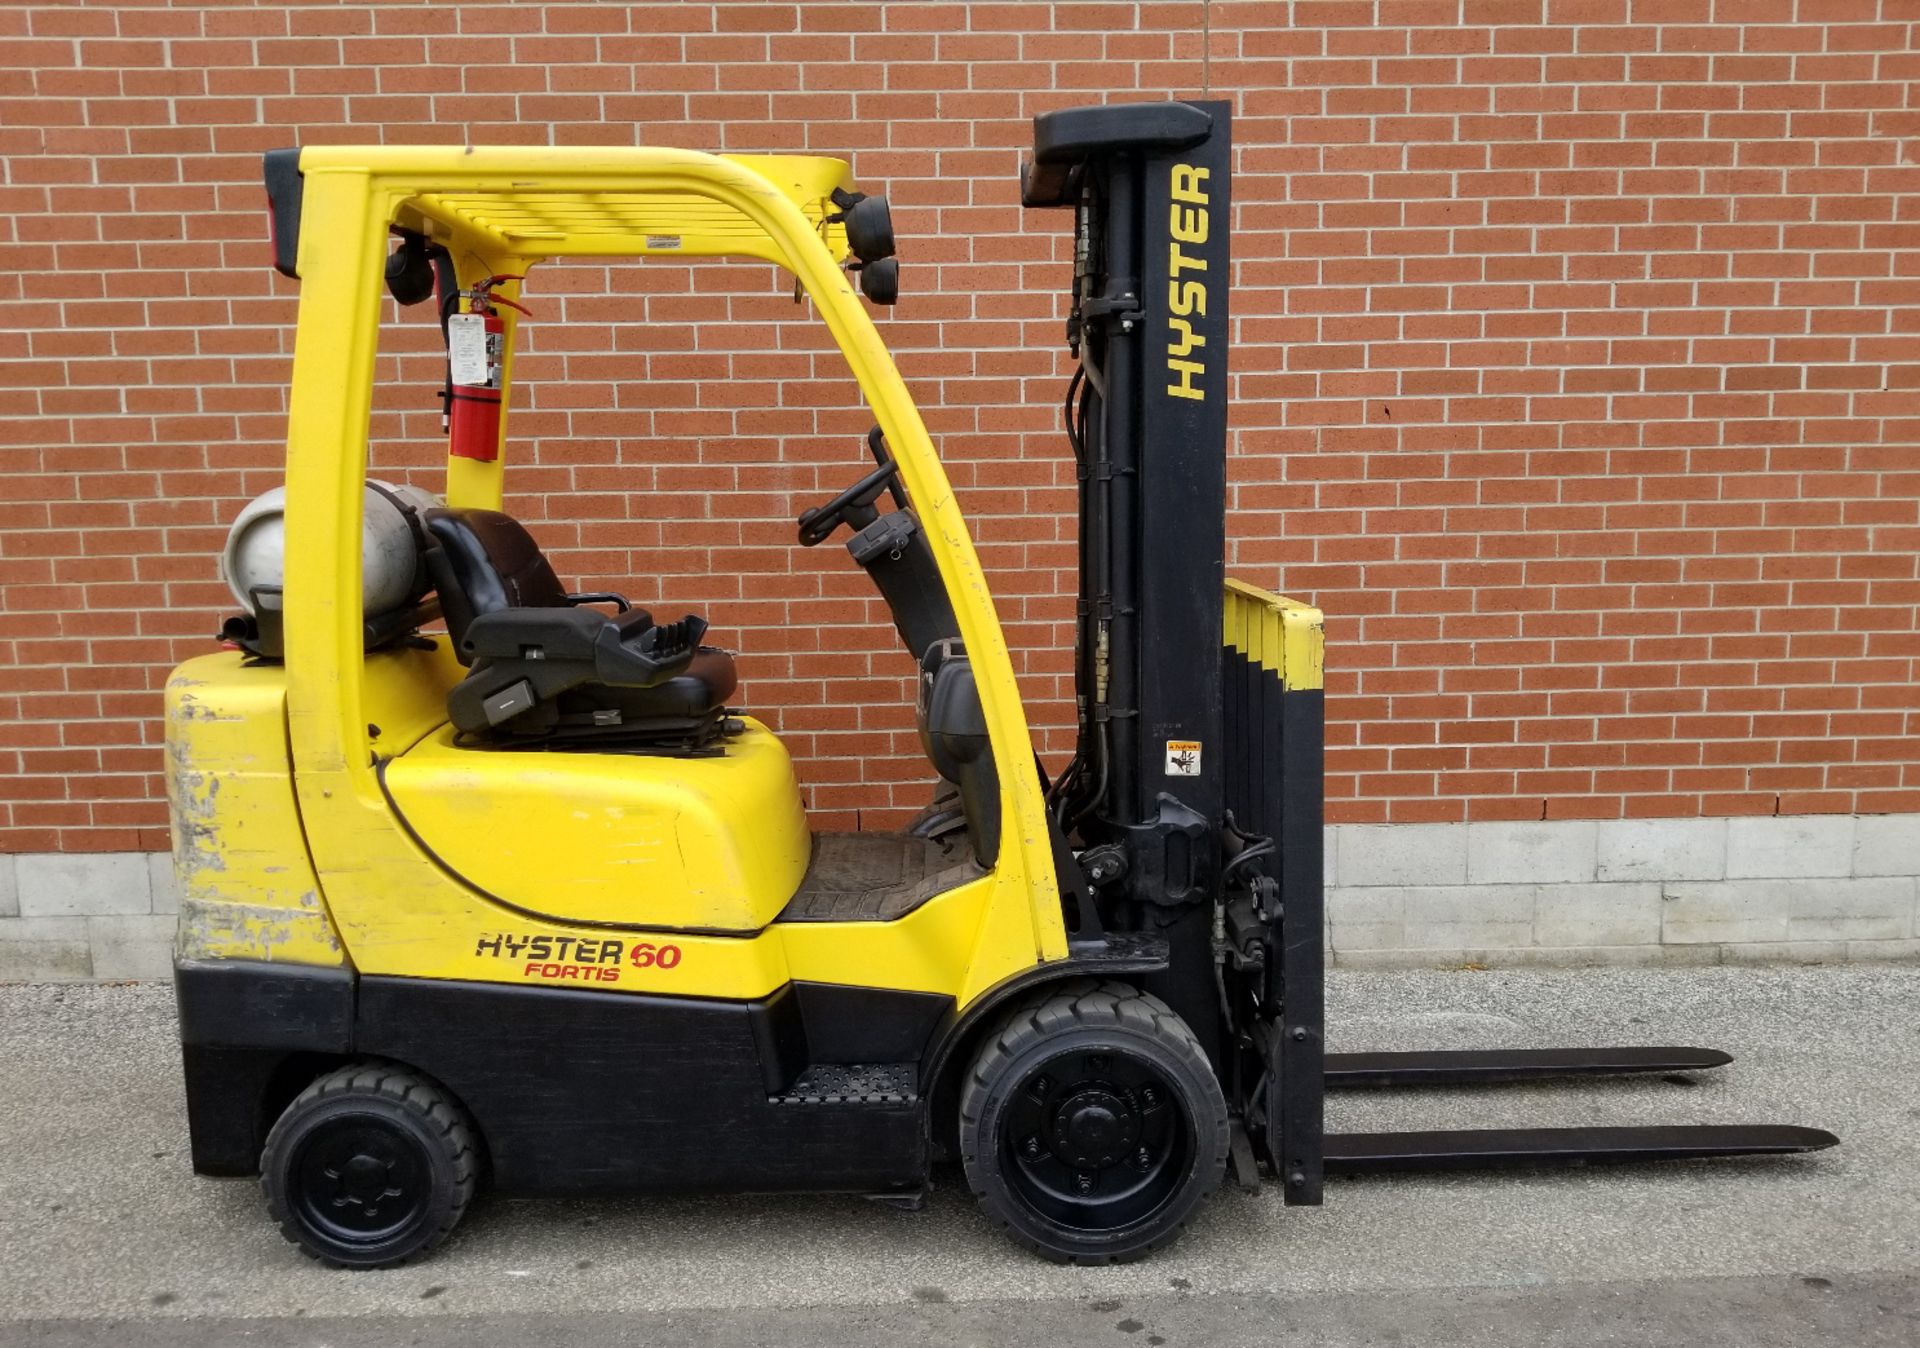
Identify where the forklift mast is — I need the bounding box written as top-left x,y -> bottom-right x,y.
1024,100 -> 1326,1200
1032,109 -> 1831,1231
1026,101 -> 1230,843
1029,100 -> 1232,838
1019,102 -> 1831,1203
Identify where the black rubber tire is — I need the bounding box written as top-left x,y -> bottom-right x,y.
958,979 -> 1230,1264
260,1062 -> 478,1270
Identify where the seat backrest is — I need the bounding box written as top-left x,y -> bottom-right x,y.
422,507 -> 569,653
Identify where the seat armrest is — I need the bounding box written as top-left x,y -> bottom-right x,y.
462,606 -> 607,663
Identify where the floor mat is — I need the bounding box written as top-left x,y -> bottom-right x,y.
776,832 -> 985,923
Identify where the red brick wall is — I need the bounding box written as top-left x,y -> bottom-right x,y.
3,1 -> 1917,853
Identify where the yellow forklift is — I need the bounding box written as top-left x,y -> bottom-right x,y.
168,101 -> 1834,1269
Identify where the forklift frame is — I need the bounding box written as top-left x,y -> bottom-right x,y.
167,104 -> 1834,1270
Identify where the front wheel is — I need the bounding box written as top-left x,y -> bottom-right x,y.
260,1063 -> 478,1269
958,980 -> 1229,1264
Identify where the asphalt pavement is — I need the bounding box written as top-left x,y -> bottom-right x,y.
0,964 -> 1915,1346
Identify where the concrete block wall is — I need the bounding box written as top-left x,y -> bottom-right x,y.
1,814 -> 1916,982
0,852 -> 176,982
1327,814 -> 1920,969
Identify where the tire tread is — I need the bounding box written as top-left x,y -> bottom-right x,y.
957,980 -> 1230,1265
261,1061 -> 478,1270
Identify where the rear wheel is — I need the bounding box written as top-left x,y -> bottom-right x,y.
958,980 -> 1229,1264
261,1063 -> 478,1269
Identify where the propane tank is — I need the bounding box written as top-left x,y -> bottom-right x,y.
220,481 -> 438,616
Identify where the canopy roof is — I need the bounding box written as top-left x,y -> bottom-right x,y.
293,146 -> 857,264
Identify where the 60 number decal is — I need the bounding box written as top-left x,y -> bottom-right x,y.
628,941 -> 683,970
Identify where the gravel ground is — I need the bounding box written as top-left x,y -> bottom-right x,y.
0,965 -> 1914,1343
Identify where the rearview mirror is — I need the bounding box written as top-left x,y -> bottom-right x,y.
859,258 -> 898,306
384,236 -> 435,306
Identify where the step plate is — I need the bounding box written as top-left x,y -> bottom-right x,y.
1325,1046 -> 1734,1090
1324,1124 -> 1839,1174
772,1062 -> 918,1106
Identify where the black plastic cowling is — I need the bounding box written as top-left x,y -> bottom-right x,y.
1020,102 -> 1214,208
916,639 -> 1001,867
263,149 -> 304,279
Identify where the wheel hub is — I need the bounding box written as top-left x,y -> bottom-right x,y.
328,1152 -> 402,1215
292,1119 -> 428,1241
1047,1086 -> 1140,1170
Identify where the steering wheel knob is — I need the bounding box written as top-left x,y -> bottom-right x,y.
796,506 -> 836,548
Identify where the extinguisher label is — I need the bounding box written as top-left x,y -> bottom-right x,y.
448,313 -> 490,386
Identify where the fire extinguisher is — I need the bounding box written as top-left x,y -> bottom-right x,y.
443,274 -> 530,463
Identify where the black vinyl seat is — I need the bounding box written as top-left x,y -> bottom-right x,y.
425,504 -> 574,632
421,507 -> 736,747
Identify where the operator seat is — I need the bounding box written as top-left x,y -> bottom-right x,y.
421,506 -> 736,747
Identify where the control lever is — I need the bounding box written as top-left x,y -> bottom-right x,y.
606,613 -> 708,686
865,425 -> 909,510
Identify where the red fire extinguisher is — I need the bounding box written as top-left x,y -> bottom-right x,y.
444,274 -> 529,463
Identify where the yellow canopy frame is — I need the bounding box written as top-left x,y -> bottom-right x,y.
275,146 -> 1067,1000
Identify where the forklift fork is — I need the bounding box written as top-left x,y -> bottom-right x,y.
1325,1044 -> 1732,1088
1325,1124 -> 1838,1175
1320,1046 -> 1836,1174
1220,583 -> 1837,1195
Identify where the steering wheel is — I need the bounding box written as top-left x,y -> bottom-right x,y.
796,458 -> 901,547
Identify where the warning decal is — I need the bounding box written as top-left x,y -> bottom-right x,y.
1165,740 -> 1202,777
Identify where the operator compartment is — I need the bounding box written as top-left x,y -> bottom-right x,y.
371,500 -> 817,931
213,473 -> 811,932
197,157 -> 998,936
381,717 -> 811,932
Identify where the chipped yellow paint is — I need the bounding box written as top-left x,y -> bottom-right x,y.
165,656 -> 344,966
